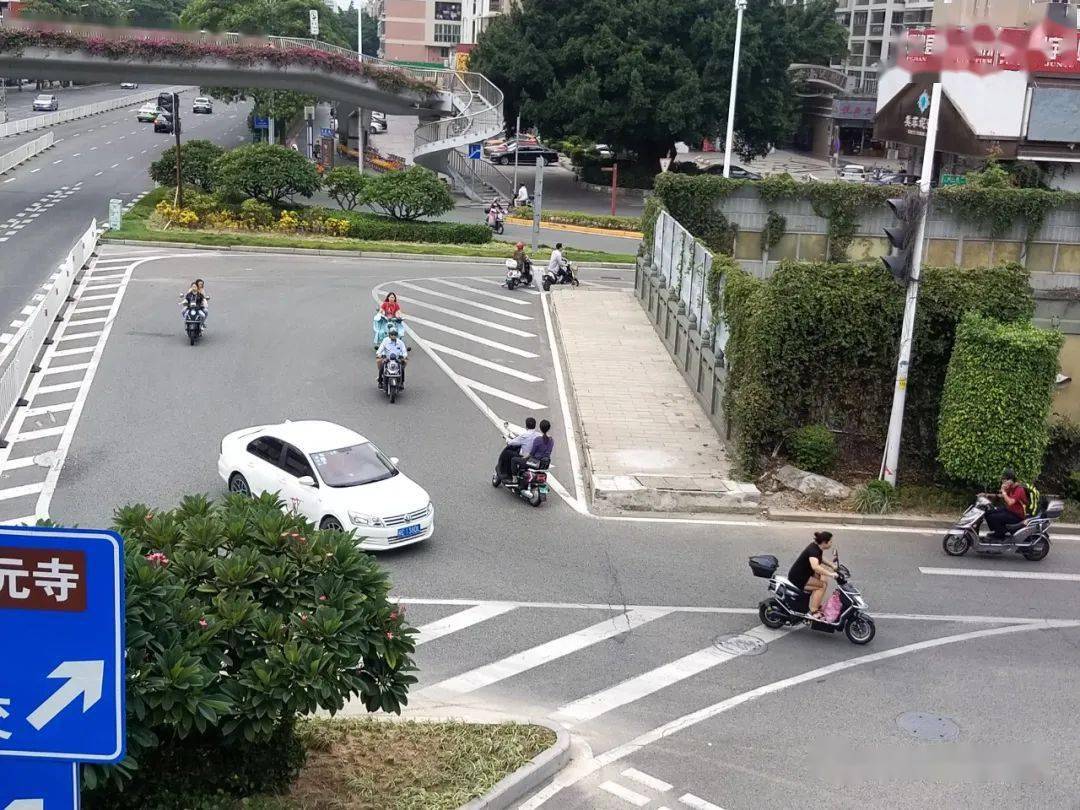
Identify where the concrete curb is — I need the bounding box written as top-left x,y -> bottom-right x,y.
100,237 -> 636,269
461,719 -> 570,810
767,508 -> 1080,532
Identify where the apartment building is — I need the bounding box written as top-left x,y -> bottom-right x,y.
376,0 -> 463,64
830,0 -> 935,92
461,0 -> 514,44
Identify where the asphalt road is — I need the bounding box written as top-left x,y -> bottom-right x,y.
0,88 -> 253,333
5,248 -> 1078,809
3,82 -> 170,123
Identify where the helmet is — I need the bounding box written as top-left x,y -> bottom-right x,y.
505,259 -> 518,270
388,325 -> 399,336
515,242 -> 524,249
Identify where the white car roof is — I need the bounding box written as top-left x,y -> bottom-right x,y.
253,420 -> 369,453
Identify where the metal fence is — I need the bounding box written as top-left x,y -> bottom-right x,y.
0,86 -> 187,140
0,131 -> 53,174
0,221 -> 97,447
650,209 -> 729,355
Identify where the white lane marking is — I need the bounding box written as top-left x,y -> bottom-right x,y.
94,171 -> 104,177
77,294 -> 119,302
87,273 -> 127,280
105,140 -> 112,144
90,146 -> 98,151
72,153 -> 81,157
473,276 -> 540,295
425,608 -> 670,695
0,483 -> 44,501
678,794 -> 724,810
599,781 -> 650,807
405,316 -> 538,358
126,156 -> 135,160
2,179 -> 14,184
14,426 -> 66,442
919,567 -> 1080,582
29,168 -> 40,173
41,363 -> 91,376
52,159 -> 63,165
460,377 -> 546,410
540,289 -> 586,507
424,341 -> 542,382
60,317 -> 108,327
141,149 -> 148,154
394,281 -> 533,320
1,456 -> 39,471
36,381 -> 84,394
414,602 -> 517,646
552,626 -> 790,726
622,768 -> 673,793
51,346 -> 98,358
70,305 -> 113,315
20,402 -> 75,419
518,621 -> 1080,809
110,163 -> 120,169
391,295 -> 535,337
430,277 -> 533,306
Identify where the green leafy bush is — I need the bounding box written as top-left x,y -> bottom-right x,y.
853,479 -> 896,514
239,198 -> 274,228
331,211 -> 491,244
81,493 -> 416,808
1068,471 -> 1080,501
512,206 -> 642,232
789,424 -> 838,474
148,140 -> 224,192
365,165 -> 454,221
213,143 -> 321,205
323,166 -> 371,211
937,312 -> 1063,486
1039,417 -> 1080,494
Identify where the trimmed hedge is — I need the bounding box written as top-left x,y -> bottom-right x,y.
333,212 -> 492,244
937,313 -> 1063,486
1039,417 -> 1080,495
513,206 -> 642,232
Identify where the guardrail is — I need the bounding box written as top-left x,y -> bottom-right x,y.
0,220 -> 98,448
0,131 -> 54,174
0,86 -> 188,139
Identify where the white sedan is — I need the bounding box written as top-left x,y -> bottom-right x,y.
217,420 -> 434,550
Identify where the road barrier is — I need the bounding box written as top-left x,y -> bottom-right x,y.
0,85 -> 189,139
0,220 -> 98,448
0,131 -> 54,174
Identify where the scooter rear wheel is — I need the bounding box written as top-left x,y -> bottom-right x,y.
942,532 -> 971,556
759,599 -> 786,629
1023,536 -> 1050,561
491,473 -> 501,488
844,614 -> 875,645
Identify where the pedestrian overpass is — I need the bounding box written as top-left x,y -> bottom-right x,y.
0,24 -> 512,199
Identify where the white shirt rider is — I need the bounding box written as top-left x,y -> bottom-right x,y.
516,184 -> 529,206
376,336 -> 407,359
547,246 -> 565,273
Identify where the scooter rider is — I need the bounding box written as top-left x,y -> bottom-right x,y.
498,417 -> 539,481
984,468 -> 1029,538
512,419 -> 554,478
787,531 -> 838,619
376,325 -> 408,388
547,243 -> 566,279
180,280 -> 209,327
513,242 -> 532,284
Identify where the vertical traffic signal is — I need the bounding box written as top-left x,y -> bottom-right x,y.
882,192 -> 922,282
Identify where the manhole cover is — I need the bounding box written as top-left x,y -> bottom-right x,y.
896,712 -> 960,742
712,633 -> 768,656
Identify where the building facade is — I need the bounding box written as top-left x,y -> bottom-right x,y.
376,0 -> 463,64
461,0 -> 513,45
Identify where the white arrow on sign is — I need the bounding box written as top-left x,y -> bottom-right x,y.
26,660 -> 104,731
5,800 -> 44,810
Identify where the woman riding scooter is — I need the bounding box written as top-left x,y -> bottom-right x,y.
373,291 -> 407,350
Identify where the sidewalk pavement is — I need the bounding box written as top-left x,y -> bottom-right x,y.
689,147 -> 905,179
551,288 -> 760,514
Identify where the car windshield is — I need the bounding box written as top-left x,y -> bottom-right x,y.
310,443 -> 397,487
36,95 -> 51,101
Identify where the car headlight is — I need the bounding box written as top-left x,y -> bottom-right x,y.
349,511 -> 380,527
425,502 -> 434,517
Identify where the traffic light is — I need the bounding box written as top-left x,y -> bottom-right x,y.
882,193 -> 921,282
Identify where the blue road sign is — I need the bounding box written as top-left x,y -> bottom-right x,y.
253,116 -> 269,130
0,527 -> 124,763
0,759 -> 79,810
468,142 -> 482,160
320,127 -> 333,138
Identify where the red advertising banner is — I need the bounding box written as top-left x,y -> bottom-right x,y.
0,546 -> 86,612
897,23 -> 1080,75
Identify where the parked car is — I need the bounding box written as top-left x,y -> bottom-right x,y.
32,94 -> 58,112
493,142 -> 559,166
484,134 -> 539,158
704,163 -> 763,180
594,143 -> 615,159
369,118 -> 387,134
217,420 -> 435,551
120,81 -> 139,89
192,96 -> 213,114
371,110 -> 386,122
837,164 -> 869,182
153,112 -> 174,133
136,103 -> 160,123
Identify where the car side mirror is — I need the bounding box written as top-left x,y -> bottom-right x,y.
389,457 -> 399,466
298,475 -> 316,487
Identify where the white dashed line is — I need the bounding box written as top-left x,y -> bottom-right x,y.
52,159 -> 63,164
29,168 -> 40,173
95,171 -> 104,176
110,163 -> 119,169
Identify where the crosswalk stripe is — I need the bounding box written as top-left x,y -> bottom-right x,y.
51,346 -> 96,358
460,377 -> 546,410
425,608 -> 670,695
622,769 -> 673,793
61,317 -> 108,327
20,402 -> 74,419
58,330 -> 103,343
472,276 -> 539,295
70,305 -> 113,315
678,793 -> 724,810
0,482 -> 44,501
415,602 -> 517,646
425,341 -> 543,382
429,277 -> 533,306
78,294 -> 118,302
36,381 -> 84,394
550,626 -> 789,725
407,316 -> 538,358
14,426 -> 65,441
599,781 -> 650,807
395,281 -> 533,320
391,295 -> 536,337
1,456 -> 39,471
42,363 -> 90,376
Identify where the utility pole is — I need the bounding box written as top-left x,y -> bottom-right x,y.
358,4 -> 365,173
722,0 -> 747,178
173,92 -> 184,208
512,110 -> 521,200
880,82 -> 942,486
530,157 -> 544,251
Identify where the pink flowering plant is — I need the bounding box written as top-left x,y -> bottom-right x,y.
77,492 -> 416,807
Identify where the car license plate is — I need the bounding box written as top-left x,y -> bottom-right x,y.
397,524 -> 422,539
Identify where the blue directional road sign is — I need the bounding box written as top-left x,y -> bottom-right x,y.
0,527 -> 124,763
468,142 -> 482,160
253,116 -> 269,130
320,127 -> 333,138
0,759 -> 79,810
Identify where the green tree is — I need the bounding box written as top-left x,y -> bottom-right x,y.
470,0 -> 847,171
148,140 -> 225,191
20,0 -> 124,23
181,0 -> 352,48
127,0 -> 187,27
365,166 -> 454,221
214,143 -> 322,204
323,166 -> 371,211
335,2 -> 381,57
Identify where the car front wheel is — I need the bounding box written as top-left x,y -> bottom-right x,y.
228,472 -> 251,497
320,515 -> 344,531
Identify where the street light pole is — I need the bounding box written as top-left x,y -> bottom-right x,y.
512,111 -> 521,201
722,0 -> 747,179
358,2 -> 365,173
880,81 -> 942,486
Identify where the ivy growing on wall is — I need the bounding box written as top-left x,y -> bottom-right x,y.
935,185 -> 1071,242
763,210 -> 786,251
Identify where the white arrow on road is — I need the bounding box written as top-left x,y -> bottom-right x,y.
5,801 -> 44,810
26,660 -> 104,731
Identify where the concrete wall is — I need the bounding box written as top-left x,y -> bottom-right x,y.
635,260 -> 729,437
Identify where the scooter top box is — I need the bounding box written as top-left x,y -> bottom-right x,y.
749,555 -> 779,578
